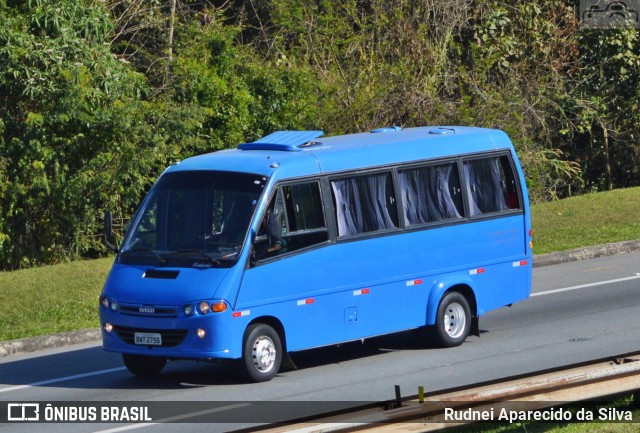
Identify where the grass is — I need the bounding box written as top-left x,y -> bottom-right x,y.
1,187 -> 640,342
531,187 -> 640,255
450,419 -> 640,433
0,257 -> 113,341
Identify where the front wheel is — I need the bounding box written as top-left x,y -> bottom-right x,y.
122,354 -> 167,376
242,324 -> 282,382
432,292 -> 471,348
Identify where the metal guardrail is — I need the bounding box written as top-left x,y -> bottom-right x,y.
252,352 -> 640,433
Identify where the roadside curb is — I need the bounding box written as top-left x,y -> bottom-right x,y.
0,328 -> 100,359
533,239 -> 640,268
2,240 -> 640,359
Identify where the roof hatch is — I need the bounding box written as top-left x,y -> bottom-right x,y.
237,130 -> 324,151
370,126 -> 402,133
428,127 -> 455,135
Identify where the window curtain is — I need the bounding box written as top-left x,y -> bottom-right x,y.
464,158 -> 508,215
332,174 -> 396,236
398,169 -> 429,225
427,164 -> 462,220
332,178 -> 363,236
399,164 -> 461,225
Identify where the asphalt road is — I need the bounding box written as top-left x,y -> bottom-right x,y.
1,251 -> 640,432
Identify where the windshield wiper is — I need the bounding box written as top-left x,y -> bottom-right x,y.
162,249 -> 222,266
121,248 -> 167,264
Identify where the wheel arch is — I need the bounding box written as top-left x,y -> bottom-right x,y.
245,316 -> 287,350
245,315 -> 297,370
426,278 -> 478,326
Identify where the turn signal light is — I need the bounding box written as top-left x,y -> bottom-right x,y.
212,302 -> 227,313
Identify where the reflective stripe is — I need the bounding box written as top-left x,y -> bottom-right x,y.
469,268 -> 485,275
353,288 -> 371,296
406,279 -> 423,287
232,310 -> 250,318
296,298 -> 315,306
512,260 -> 528,267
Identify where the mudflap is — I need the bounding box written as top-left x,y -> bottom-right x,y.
471,316 -> 480,337
281,351 -> 297,370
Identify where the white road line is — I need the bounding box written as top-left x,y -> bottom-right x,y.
0,367 -> 126,394
531,275 -> 640,297
93,403 -> 251,432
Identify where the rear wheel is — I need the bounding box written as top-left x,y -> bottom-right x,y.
122,354 -> 167,376
242,324 -> 282,382
432,292 -> 471,348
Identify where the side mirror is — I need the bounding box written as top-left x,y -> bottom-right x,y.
104,211 -> 119,253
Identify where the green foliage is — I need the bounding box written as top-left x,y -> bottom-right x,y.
167,17 -> 318,149
1,0 -> 640,269
564,28 -> 640,192
0,0 -> 148,268
0,1 -> 320,269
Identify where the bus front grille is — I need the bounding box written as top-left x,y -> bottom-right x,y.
113,325 -> 188,347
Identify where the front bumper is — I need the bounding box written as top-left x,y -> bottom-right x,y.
99,307 -> 243,360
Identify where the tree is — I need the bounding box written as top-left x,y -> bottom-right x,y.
0,0 -> 149,268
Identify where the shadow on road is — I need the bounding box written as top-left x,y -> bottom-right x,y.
0,329 -> 484,391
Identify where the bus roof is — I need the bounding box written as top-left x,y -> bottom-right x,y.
168,126 -> 514,180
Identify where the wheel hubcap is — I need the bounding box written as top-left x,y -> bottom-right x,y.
252,336 -> 276,373
443,302 -> 466,338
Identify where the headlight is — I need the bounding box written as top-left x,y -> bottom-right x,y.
197,301 -> 210,315
183,304 -> 194,316
100,295 -> 118,311
187,300 -> 228,316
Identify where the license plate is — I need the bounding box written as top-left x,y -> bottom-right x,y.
134,332 -> 162,346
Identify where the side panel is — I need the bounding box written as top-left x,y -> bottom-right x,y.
237,213 -> 529,353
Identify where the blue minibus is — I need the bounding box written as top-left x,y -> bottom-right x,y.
100,126 -> 533,382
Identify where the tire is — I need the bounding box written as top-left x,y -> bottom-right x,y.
432,292 -> 471,348
242,324 -> 282,382
122,354 -> 167,376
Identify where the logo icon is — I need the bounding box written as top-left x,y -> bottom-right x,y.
580,0 -> 640,29
7,403 -> 40,421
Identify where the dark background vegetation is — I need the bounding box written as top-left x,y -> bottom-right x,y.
1,0 -> 639,270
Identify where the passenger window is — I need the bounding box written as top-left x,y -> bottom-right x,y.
254,182 -> 328,260
464,155 -> 521,216
397,162 -> 463,226
331,172 -> 399,237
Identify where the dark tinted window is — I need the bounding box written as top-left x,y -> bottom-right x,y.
120,171 -> 266,266
254,181 -> 328,260
283,183 -> 325,232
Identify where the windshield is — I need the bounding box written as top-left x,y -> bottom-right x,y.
120,170 -> 267,267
